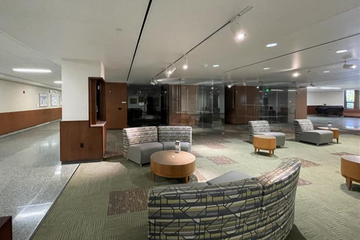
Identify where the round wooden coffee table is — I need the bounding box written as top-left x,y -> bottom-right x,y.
253,135 -> 276,157
341,155 -> 360,190
150,150 -> 196,183
318,127 -> 340,143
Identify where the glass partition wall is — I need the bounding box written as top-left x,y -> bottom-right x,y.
225,83 -> 296,131
167,81 -> 225,133
127,82 -> 295,134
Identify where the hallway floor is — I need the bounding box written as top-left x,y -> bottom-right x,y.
0,122 -> 78,240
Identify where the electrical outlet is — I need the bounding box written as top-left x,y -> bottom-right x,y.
80,143 -> 84,148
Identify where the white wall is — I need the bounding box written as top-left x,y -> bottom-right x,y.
61,59 -> 104,121
307,91 -> 344,106
0,79 -> 61,113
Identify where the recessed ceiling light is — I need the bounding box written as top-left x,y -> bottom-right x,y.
13,68 -> 52,73
336,49 -> 348,53
266,43 -> 277,48
213,64 -> 220,68
323,70 -> 330,73
263,67 -> 270,70
293,72 -> 300,77
54,81 -> 62,84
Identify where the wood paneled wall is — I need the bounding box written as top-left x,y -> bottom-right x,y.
295,88 -> 307,119
0,108 -> 62,136
307,105 -> 318,115
225,86 -> 260,125
60,121 -> 106,162
105,83 -> 128,129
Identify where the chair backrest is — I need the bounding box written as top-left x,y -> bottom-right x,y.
148,158 -> 301,240
158,126 -> 192,143
148,178 -> 263,239
293,119 -> 314,140
122,126 -> 158,158
248,120 -> 270,142
256,157 -> 301,239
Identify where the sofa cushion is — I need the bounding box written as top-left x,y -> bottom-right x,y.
260,132 -> 286,147
123,126 -> 158,158
158,126 -> 192,143
161,142 -> 191,152
207,171 -> 252,185
127,142 -> 163,165
299,130 -> 333,145
249,120 -> 271,134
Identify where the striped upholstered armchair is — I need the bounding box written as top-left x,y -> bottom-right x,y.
294,119 -> 333,145
248,120 -> 286,147
148,158 -> 301,239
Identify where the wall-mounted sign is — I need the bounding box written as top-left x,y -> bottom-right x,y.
265,88 -> 270,93
39,93 -> 48,107
51,94 -> 58,106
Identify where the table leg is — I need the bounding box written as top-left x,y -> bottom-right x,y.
346,177 -> 352,190
152,172 -> 156,182
184,175 -> 189,183
269,150 -> 272,157
254,148 -> 257,154
337,138 -> 339,144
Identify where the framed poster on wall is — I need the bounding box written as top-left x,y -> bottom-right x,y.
51,94 -> 58,106
39,93 -> 48,107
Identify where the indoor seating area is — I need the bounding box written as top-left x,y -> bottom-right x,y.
0,1 -> 359,240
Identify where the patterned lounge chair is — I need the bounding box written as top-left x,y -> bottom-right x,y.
148,158 -> 301,240
294,119 -> 333,145
249,120 -> 286,147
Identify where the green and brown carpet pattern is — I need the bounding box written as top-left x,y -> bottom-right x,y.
32,128 -> 360,240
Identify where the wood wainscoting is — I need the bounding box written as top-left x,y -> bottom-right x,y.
0,108 -> 62,136
344,109 -> 360,117
60,121 -> 106,162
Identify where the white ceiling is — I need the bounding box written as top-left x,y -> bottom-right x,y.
0,0 -> 359,89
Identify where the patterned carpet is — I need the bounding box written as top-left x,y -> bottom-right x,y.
32,126 -> 360,240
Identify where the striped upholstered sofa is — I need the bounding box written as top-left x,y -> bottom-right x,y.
123,126 -> 192,166
148,158 -> 301,240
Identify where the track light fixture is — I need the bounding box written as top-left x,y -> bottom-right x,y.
164,65 -> 176,78
230,18 -> 246,42
183,56 -> 188,70
227,83 -> 234,89
150,78 -> 158,85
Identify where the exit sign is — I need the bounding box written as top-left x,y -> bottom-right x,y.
265,88 -> 270,92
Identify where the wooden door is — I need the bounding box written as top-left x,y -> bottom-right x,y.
106,83 -> 128,129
